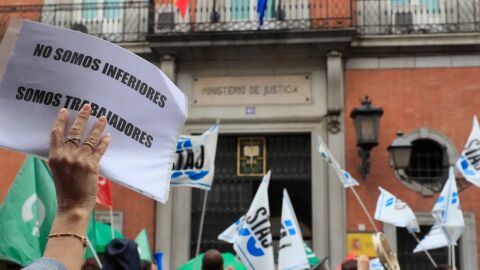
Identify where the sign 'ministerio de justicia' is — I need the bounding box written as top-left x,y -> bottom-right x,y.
0,19 -> 188,203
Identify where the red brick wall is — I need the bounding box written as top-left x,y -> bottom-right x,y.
0,148 -> 156,254
345,67 -> 480,261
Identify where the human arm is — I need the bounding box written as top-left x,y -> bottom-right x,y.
28,104 -> 110,269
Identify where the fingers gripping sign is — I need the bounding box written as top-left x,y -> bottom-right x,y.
48,104 -> 111,212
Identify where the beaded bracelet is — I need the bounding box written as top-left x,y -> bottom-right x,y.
47,232 -> 87,248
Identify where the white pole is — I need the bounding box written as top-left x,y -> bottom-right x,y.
349,186 -> 379,232
410,233 -> 437,267
86,237 -> 103,268
448,244 -> 452,267
193,190 -> 210,270
109,207 -> 115,240
452,245 -> 456,269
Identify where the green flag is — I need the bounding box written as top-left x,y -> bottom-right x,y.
135,229 -> 152,262
304,242 -> 321,268
0,156 -> 57,266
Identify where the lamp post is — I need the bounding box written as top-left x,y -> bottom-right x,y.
350,96 -> 384,179
387,132 -> 413,170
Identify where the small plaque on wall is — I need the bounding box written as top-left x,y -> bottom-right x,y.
237,137 -> 266,176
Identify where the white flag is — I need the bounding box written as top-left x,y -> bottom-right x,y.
233,171 -> 275,270
218,215 -> 244,244
374,187 -> 419,233
456,116 -> 480,187
278,189 -> 310,270
170,124 -> 219,190
317,137 -> 359,188
413,225 -> 450,253
414,167 -> 464,252
431,167 -> 464,243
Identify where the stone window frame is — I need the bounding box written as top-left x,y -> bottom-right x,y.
391,127 -> 457,196
383,212 -> 478,270
94,210 -> 124,234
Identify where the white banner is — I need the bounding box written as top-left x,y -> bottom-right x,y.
317,137 -> 359,188
414,167 -> 464,252
278,189 -> 310,270
170,124 -> 219,190
456,116 -> 480,187
233,171 -> 275,270
0,20 -> 187,203
431,167 -> 464,244
218,216 -> 244,244
374,187 -> 419,233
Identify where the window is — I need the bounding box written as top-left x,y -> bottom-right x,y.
404,139 -> 449,188
391,127 -> 456,195
82,0 -> 98,20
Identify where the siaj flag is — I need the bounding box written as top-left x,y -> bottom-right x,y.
135,229 -> 153,262
175,0 -> 189,17
96,176 -> 113,207
0,156 -> 57,266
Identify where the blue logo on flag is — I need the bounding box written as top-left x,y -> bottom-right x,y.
386,197 -> 394,207
284,220 -> 296,235
460,155 -> 476,176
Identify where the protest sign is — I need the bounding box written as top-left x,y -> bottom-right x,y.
0,19 -> 188,203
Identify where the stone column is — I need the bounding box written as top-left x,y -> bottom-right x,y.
155,54 -> 176,270
326,51 -> 347,268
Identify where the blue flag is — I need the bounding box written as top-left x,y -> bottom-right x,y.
257,0 -> 268,29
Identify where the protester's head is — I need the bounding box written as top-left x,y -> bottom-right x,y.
81,258 -> 101,270
202,249 -> 223,270
140,260 -> 152,270
103,239 -> 141,270
0,260 -> 22,270
341,259 -> 357,270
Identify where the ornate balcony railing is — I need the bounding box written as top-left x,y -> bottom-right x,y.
2,0 -> 479,43
153,0 -> 353,33
0,1 -> 150,43
356,0 -> 480,35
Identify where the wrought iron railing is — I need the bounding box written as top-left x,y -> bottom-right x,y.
356,0 -> 480,35
2,0 -> 479,42
154,0 -> 353,33
0,1 -> 149,43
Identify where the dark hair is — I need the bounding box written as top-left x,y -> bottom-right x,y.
202,249 -> 223,270
141,260 -> 152,270
341,259 -> 357,270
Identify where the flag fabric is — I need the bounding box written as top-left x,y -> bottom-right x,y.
135,229 -> 153,262
0,157 -> 57,266
218,216 -> 245,244
317,137 -> 359,188
374,187 -> 419,233
96,176 -> 113,207
175,0 -> 189,17
456,115 -> 480,187
303,243 -> 321,269
257,0 -> 268,29
413,225 -> 450,253
278,189 -> 310,270
171,124 -> 219,190
233,171 -> 274,270
414,167 -> 464,252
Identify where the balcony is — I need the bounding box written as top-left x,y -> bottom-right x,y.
356,0 -> 480,35
153,0 -> 353,33
0,1 -> 150,43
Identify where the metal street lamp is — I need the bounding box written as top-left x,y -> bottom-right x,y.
387,132 -> 413,170
350,96 -> 384,178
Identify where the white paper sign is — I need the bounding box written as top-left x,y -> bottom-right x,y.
170,124 -> 219,190
0,20 -> 188,203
